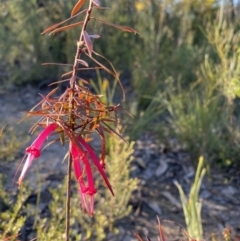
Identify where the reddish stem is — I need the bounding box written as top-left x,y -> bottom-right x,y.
65,1 -> 94,240
71,0 -> 94,87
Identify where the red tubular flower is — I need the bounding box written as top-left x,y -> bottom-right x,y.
70,137 -> 114,215
18,123 -> 58,186
71,143 -> 90,213
78,136 -> 114,195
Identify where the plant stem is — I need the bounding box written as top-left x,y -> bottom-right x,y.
65,153 -> 73,241
71,0 -> 93,85
65,2 -> 94,239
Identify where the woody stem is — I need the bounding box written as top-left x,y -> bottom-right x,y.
65,1 -> 93,239
65,153 -> 73,241
71,0 -> 93,86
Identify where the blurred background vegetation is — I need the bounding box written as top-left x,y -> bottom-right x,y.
1,0 -> 240,167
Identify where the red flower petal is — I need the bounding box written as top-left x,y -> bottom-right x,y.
77,136 -> 114,196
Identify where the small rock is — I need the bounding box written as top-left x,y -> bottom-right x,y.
221,186 -> 237,196
155,161 -> 168,177
138,179 -> 146,185
135,157 -> 146,169
185,170 -> 195,179
200,190 -> 212,199
147,201 -> 162,215
161,191 -> 182,209
141,168 -> 154,180
123,234 -> 134,241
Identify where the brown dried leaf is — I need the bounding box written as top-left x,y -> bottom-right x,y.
77,59 -> 89,67
101,118 -> 116,123
78,67 -> 102,71
86,53 -> 115,79
93,6 -> 110,10
85,50 -> 126,100
62,67 -> 103,78
93,0 -> 100,6
102,121 -> 126,143
134,232 -> 144,241
83,31 -> 93,57
42,138 -> 61,151
157,217 -> 166,241
71,0 -> 86,16
49,21 -> 84,35
78,78 -> 89,85
93,50 -> 125,100
49,79 -> 70,86
41,63 -> 73,66
91,18 -> 139,34
89,34 -> 101,39
30,87 -> 58,112
41,9 -> 87,35
61,71 -> 73,78
28,119 -> 44,134
42,22 -> 64,35
89,121 -> 99,131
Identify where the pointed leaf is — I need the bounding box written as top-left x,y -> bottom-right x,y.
157,217 -> 166,241
42,138 -> 61,151
62,71 -> 73,78
79,78 -> 89,85
41,9 -> 87,35
133,232 -> 144,241
87,54 -> 115,78
71,0 -> 86,17
77,59 -> 89,67
41,63 -> 72,66
93,50 -> 125,100
93,6 -> 110,10
102,121 -> 126,143
88,34 -> 101,39
91,18 -> 139,34
83,31 -> 93,57
30,87 -> 58,112
93,0 -> 100,6
49,21 -> 84,35
49,79 -> 70,86
42,22 -> 66,35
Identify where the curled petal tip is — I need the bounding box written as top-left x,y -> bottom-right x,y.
26,147 -> 41,158
85,187 -> 97,197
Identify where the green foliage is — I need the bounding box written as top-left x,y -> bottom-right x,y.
35,177 -> 81,240
0,174 -> 31,240
36,133 -> 138,240
0,124 -> 30,162
174,156 -> 206,240
159,76 -> 225,163
204,21 -> 240,106
0,0 -> 77,85
94,0 -> 137,70
128,96 -> 165,138
155,18 -> 240,165
89,135 -> 138,240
